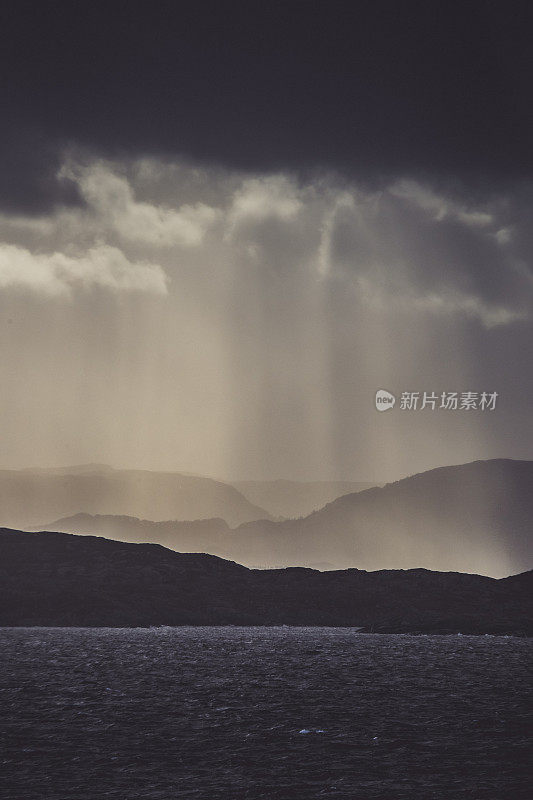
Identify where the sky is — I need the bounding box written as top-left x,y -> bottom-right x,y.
0,1 -> 532,482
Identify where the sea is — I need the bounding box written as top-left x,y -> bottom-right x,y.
0,627 -> 531,799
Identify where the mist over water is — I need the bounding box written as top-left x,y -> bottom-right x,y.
1,627 -> 530,799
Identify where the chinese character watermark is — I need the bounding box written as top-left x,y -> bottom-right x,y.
376,390 -> 498,411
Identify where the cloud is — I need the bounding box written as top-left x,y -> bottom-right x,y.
0,155 -> 531,326
0,213 -> 56,236
0,243 -> 168,297
60,162 -> 219,247
227,176 -> 302,231
390,180 -> 494,227
0,154 -> 531,481
318,181 -> 532,327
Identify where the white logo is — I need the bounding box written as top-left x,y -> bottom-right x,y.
375,389 -> 396,411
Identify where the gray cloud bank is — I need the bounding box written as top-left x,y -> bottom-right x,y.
1,157 -> 531,325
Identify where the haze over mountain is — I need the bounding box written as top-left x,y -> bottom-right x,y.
233,480 -> 378,520
1,528 -> 531,634
41,459 -> 533,578
38,514 -> 233,556
0,465 -> 272,530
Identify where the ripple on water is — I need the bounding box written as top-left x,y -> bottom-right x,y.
0,627 -> 531,799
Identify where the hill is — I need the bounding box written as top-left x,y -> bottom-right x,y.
41,460 -> 533,577
0,465 -> 272,529
230,459 -> 533,576
233,479 -> 378,519
38,513 -> 232,555
0,528 -> 530,633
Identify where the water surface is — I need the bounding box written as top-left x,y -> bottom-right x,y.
1,627 -> 530,799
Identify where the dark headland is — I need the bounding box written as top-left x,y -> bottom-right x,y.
1,529 -> 531,634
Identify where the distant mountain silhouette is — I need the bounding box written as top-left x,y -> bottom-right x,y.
41,460 -> 533,578
38,513 -> 232,554
0,529 -> 530,634
20,464 -> 116,475
0,465 -> 272,529
233,479 -> 379,519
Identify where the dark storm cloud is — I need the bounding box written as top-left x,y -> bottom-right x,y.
1,1 -> 532,211
327,184 -> 533,321
0,127 -> 82,213
1,157 -> 531,326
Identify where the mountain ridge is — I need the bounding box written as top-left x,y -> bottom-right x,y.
38,459 -> 533,577
0,528 -> 531,633
0,467 -> 273,528
232,479 -> 379,519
